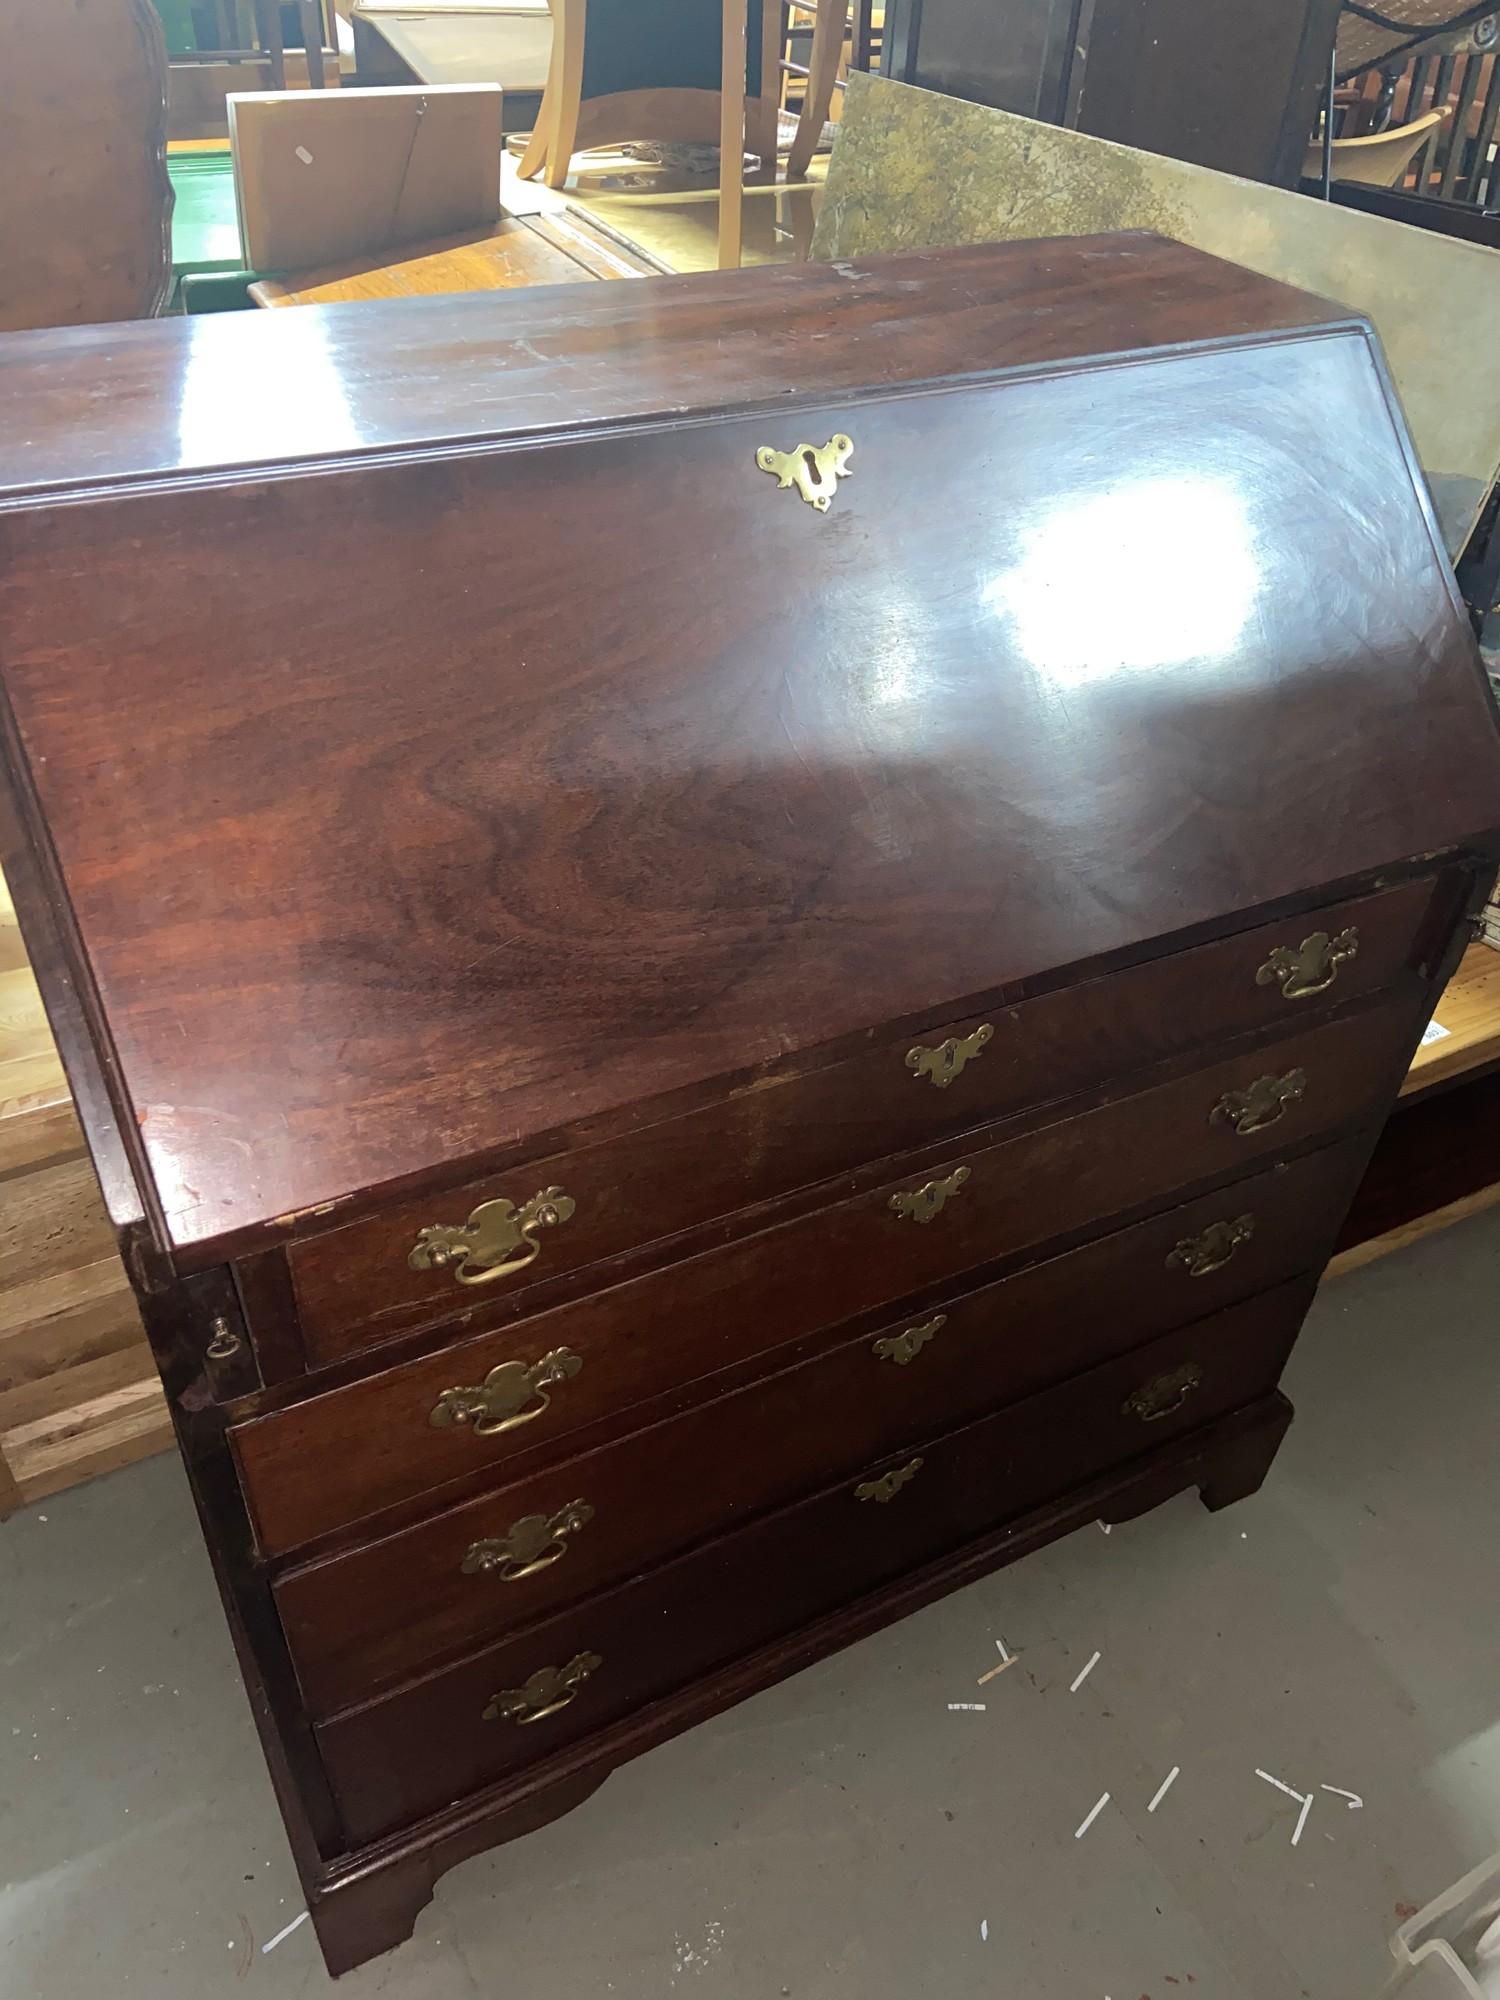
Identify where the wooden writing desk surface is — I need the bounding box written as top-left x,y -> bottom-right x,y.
249,212 -> 648,306
352,4 -> 552,89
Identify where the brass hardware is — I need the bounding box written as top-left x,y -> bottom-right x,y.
1210,1068 -> 1306,1137
408,1186 -> 576,1287
1256,927 -> 1359,1001
855,1456 -> 925,1503
906,1024 -> 994,1090
1124,1362 -> 1203,1423
429,1349 -> 583,1436
873,1312 -> 947,1365
1167,1214 -> 1255,1278
889,1165 -> 970,1224
461,1500 -> 595,1580
483,1650 -> 602,1725
755,433 -> 854,512
205,1316 -> 241,1361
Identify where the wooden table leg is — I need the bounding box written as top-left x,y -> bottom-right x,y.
720,0 -> 748,269
298,0 -> 327,86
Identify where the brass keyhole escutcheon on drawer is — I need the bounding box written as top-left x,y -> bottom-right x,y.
1256,926 -> 1359,1000
755,433 -> 854,512
408,1187 -> 576,1287
1124,1362 -> 1203,1423
889,1165 -> 971,1223
429,1348 -> 583,1436
461,1500 -> 595,1580
1210,1068 -> 1306,1137
906,1024 -> 994,1089
855,1456 -> 924,1503
873,1312 -> 947,1365
483,1651 -> 602,1726
1167,1214 -> 1255,1278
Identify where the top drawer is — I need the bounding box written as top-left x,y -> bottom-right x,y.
286,876 -> 1438,1363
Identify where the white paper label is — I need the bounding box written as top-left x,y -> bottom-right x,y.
295,145 -> 314,165
1420,1019 -> 1451,1046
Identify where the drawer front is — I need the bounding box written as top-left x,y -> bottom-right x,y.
316,1280 -> 1311,1845
286,876 -> 1437,1364
278,1138 -> 1366,1711
236,995 -> 1414,1555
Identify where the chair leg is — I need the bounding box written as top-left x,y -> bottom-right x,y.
720,0 -> 748,269
785,0 -> 847,179
298,0 -> 326,86
542,0 -> 587,191
517,0 -> 563,180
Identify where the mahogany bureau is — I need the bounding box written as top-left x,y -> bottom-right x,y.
2,235 -> 1498,1976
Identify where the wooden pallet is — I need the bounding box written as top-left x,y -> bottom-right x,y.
0,870 -> 170,1519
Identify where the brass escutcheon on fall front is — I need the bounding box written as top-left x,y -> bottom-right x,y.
408,1186 -> 576,1286
872,1312 -> 947,1365
483,1651 -> 602,1725
1124,1362 -> 1203,1423
1167,1214 -> 1255,1278
755,433 -> 854,511
1210,1068 -> 1307,1136
1256,926 -> 1359,1000
888,1164 -> 971,1224
461,1500 -> 595,1580
854,1456 -> 924,1503
429,1348 -> 583,1436
905,1023 -> 994,1089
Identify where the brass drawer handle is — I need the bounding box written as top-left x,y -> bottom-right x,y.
483,1650 -> 601,1726
889,1165 -> 971,1224
906,1024 -> 993,1089
1124,1362 -> 1203,1423
461,1500 -> 595,1580
1167,1214 -> 1255,1278
855,1456 -> 924,1503
755,433 -> 853,512
429,1348 -> 583,1436
408,1187 -> 576,1287
873,1312 -> 947,1365
1256,927 -> 1358,1001
1210,1068 -> 1306,1137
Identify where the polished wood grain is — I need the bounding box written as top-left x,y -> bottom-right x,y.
283,872 -> 1436,1362
2,285 -> 1494,1265
233,994 -> 1416,1553
0,236 -> 1366,498
0,0 -> 173,332
317,1280 -> 1310,1844
2,240 -> 1496,1980
276,1137 -> 1368,1710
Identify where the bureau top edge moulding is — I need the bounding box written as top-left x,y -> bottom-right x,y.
0,233 -> 1497,1279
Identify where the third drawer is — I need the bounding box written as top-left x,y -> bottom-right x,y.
276,1136 -> 1367,1711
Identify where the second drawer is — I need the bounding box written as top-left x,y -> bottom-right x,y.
276,1136 -> 1366,1711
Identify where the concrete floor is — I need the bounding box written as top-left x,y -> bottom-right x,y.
4,1211 -> 1499,1999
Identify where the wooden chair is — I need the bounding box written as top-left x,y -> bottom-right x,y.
519,0 -> 847,267
1303,104 -> 1450,186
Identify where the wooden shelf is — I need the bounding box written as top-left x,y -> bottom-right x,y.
1328,939 -> 1500,1278
0,869 -> 170,1520
1401,941 -> 1500,1098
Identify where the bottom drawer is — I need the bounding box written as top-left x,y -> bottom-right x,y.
318,1277 -> 1313,1845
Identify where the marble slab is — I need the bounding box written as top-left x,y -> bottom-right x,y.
814,73 -> 1500,555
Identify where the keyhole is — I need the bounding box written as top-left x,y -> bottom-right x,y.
803,448 -> 823,488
